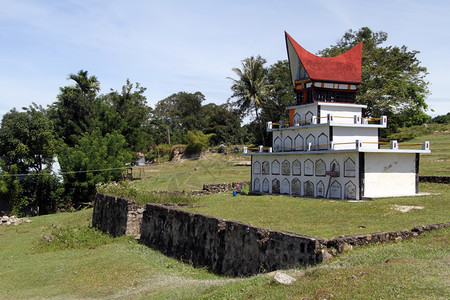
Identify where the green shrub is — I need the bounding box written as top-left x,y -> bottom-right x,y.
240,184 -> 251,195
218,144 -> 227,153
185,130 -> 215,154
96,181 -> 198,206
35,225 -> 119,252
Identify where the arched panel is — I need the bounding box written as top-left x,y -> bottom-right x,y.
272,178 -> 280,194
282,160 -> 290,176
344,181 -> 356,200
253,161 -> 261,174
262,161 -> 270,175
294,134 -> 304,151
262,178 -> 269,193
253,178 -> 261,193
304,180 -> 314,197
284,136 -> 293,152
330,159 -> 340,177
292,160 -> 301,175
318,133 -> 328,150
281,179 -> 290,195
316,180 -> 325,198
304,159 -> 314,176
292,178 -> 301,196
315,159 -> 326,177
330,180 -> 342,199
274,137 -> 282,152
306,134 -> 315,150
271,160 -> 280,175
344,158 -> 356,177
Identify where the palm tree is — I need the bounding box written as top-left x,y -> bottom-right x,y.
68,70 -> 100,116
228,55 -> 270,145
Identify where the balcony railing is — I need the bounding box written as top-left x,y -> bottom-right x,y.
267,114 -> 387,130
243,140 -> 430,154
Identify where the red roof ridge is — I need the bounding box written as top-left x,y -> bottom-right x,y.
285,31 -> 362,83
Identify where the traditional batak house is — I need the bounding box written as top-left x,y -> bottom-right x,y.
243,32 -> 430,200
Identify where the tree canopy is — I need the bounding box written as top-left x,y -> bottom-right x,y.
319,27 -> 430,135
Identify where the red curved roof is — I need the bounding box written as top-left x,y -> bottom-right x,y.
285,32 -> 362,83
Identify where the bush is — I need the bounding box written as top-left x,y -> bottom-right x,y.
218,144 -> 227,153
185,130 -> 215,155
35,225 -> 118,252
97,181 -> 198,206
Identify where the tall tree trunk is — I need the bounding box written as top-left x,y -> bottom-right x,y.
254,106 -> 265,145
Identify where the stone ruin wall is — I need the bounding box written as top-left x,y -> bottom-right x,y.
92,193 -> 450,276
139,203 -> 326,276
92,193 -> 326,276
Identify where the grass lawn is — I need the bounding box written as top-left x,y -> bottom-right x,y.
411,128 -> 450,175
131,153 -> 251,191
2,128 -> 448,298
183,182 -> 449,239
1,208 -> 448,299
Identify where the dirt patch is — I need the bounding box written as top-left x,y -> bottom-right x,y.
392,205 -> 424,213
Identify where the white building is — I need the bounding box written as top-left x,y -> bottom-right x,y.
242,32 -> 430,200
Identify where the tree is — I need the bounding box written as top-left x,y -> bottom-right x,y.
0,105 -> 61,215
49,70 -> 102,146
58,128 -> 132,205
102,80 -> 153,152
0,105 -> 57,174
185,130 -> 215,155
152,92 -> 206,144
318,27 -> 430,135
228,55 -> 271,145
263,60 -> 296,123
201,103 -> 243,145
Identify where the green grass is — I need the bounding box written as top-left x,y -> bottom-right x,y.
131,153 -> 251,191
411,127 -> 450,176
1,208 -> 448,299
2,130 -> 447,298
183,182 -> 449,239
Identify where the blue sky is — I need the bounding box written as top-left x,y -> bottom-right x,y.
1,0 -> 449,119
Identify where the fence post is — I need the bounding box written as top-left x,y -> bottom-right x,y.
390,140 -> 398,150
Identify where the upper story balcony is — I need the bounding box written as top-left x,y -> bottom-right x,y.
242,140 -> 430,154
267,114 -> 387,131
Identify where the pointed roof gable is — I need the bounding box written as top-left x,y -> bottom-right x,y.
285,32 -> 362,84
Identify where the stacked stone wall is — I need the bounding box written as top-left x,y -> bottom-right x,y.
92,194 -> 143,238
327,222 -> 450,253
139,203 -> 326,276
419,175 -> 450,184
92,193 -> 449,276
149,181 -> 251,195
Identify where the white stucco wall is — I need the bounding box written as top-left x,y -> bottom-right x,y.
333,127 -> 379,150
251,152 -> 360,200
363,153 -> 417,197
319,104 -> 362,125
